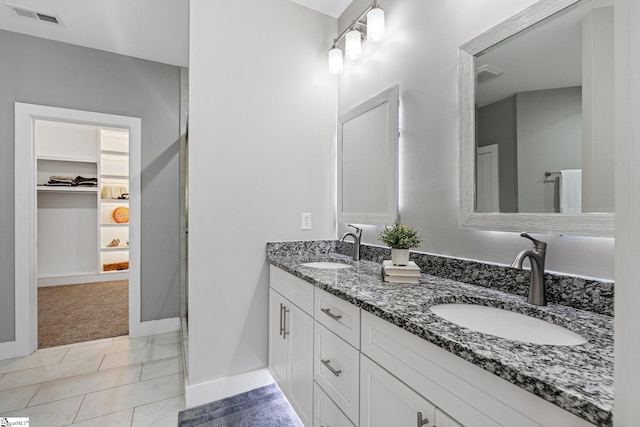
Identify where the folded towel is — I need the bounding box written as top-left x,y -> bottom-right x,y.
560,169 -> 582,213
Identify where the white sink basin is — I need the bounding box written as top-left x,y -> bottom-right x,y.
429,304 -> 587,346
300,262 -> 352,269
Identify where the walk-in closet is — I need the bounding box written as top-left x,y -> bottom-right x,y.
35,120 -> 130,348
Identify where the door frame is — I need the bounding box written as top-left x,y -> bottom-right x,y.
476,144 -> 500,212
14,102 -> 142,356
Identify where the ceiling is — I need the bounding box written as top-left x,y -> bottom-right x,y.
0,0 -> 188,67
288,0 -> 352,18
0,0 -> 350,68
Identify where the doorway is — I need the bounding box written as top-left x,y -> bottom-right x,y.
14,103 -> 142,356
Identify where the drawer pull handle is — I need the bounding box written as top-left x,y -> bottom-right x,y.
321,308 -> 342,321
321,359 -> 342,377
279,303 -> 284,336
417,411 -> 429,426
282,305 -> 290,339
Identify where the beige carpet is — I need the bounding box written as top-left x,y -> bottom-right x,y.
38,280 -> 129,349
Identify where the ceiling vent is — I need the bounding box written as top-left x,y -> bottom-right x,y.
6,4 -> 62,25
477,64 -> 504,84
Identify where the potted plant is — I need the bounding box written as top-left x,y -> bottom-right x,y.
379,220 -> 423,266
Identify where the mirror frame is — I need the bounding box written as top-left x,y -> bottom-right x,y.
458,0 -> 614,237
338,85 -> 399,225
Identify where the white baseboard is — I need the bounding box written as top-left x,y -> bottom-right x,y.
185,368 -> 274,409
0,340 -> 17,361
38,271 -> 129,287
129,316 -> 180,338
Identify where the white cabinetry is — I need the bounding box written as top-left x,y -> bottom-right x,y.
269,269 -> 314,427
360,354 -> 438,427
269,266 -> 591,427
314,322 -> 360,424
314,382 -> 355,427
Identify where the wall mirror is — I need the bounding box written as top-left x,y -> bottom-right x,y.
459,0 -> 614,236
338,85 -> 399,225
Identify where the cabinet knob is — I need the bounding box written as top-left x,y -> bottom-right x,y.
417,411 -> 429,426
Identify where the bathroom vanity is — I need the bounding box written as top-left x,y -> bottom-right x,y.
266,241 -> 613,427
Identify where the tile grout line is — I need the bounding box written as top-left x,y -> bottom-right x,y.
71,393 -> 87,424
20,364 -> 146,409
24,382 -> 45,408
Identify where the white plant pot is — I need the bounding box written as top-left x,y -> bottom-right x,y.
391,248 -> 410,266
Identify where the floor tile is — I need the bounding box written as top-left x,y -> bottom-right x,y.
40,337 -> 115,353
0,384 -> 41,413
147,332 -> 180,347
62,338 -> 148,363
3,395 -> 83,427
63,409 -> 134,427
132,395 -> 185,427
30,364 -> 143,406
75,373 -> 183,421
0,356 -> 103,391
140,356 -> 182,381
99,343 -> 181,371
0,348 -> 68,374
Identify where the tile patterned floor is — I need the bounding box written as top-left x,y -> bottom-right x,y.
0,332 -> 185,426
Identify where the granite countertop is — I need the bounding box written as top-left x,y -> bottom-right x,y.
266,252 -> 614,427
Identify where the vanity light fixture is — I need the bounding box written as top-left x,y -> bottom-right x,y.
327,0 -> 385,74
328,43 -> 344,74
345,28 -> 362,60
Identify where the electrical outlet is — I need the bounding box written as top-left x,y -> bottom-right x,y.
301,213 -> 311,230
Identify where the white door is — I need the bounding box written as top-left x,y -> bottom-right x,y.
476,144 -> 500,212
288,302 -> 314,426
269,290 -> 289,391
360,354 -> 435,427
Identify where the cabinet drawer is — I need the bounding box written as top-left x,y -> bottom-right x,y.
435,408 -> 463,427
270,266 -> 314,315
315,287 -> 360,349
314,322 -> 360,424
314,382 -> 355,427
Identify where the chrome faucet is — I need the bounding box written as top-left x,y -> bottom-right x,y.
340,224 -> 362,261
510,232 -> 547,306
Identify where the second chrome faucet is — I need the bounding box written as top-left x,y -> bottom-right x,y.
510,232 -> 547,306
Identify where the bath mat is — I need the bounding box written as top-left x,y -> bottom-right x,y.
178,383 -> 303,427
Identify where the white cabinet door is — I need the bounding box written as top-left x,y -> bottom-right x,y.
360,354 -> 436,427
435,408 -> 463,427
269,289 -> 314,427
269,289 -> 289,391
314,382 -> 355,427
288,300 -> 314,427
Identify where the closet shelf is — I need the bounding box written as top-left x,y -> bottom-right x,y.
37,186 -> 98,194
100,198 -> 130,203
101,223 -> 129,227
100,247 -> 129,252
37,155 -> 97,163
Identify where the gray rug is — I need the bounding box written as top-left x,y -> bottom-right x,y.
178,383 -> 303,427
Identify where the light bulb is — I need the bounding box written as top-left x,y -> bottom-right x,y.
367,7 -> 385,42
328,46 -> 343,74
345,29 -> 362,60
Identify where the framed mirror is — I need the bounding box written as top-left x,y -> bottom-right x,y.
338,85 -> 399,225
458,0 -> 614,236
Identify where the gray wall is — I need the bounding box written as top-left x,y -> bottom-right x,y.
516,87 -> 582,213
477,95 -> 519,213
0,30 -> 181,342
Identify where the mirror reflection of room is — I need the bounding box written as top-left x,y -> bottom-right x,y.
474,0 -> 613,214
